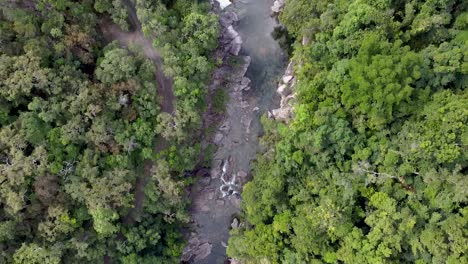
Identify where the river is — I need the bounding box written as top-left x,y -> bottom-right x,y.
186,0 -> 287,263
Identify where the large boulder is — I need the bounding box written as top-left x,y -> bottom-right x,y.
193,243 -> 213,262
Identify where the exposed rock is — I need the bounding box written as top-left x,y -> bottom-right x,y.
240,101 -> 249,108
237,171 -> 248,178
229,195 -> 241,208
207,192 -> 215,200
282,75 -> 293,84
271,0 -> 285,13
229,36 -> 243,55
227,56 -> 251,82
221,241 -> 228,248
210,159 -> 223,179
216,0 -> 231,10
271,107 -> 293,121
193,243 -> 213,262
201,205 -> 210,212
214,133 -> 224,144
241,77 -> 251,89
230,258 -> 242,264
182,235 -> 203,262
285,61 -> 295,76
231,218 -> 239,229
118,94 -> 129,105
216,199 -> 225,205
277,84 -> 288,96
199,177 -> 211,186
226,25 -> 239,39
188,236 -> 200,246
220,11 -> 239,27
252,106 -> 259,112
219,120 -> 230,131
233,77 -> 251,92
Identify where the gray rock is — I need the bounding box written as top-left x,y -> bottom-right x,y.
227,56 -> 251,82
220,11 -> 239,27
231,218 -> 239,229
229,195 -> 241,208
282,75 -> 293,84
271,0 -> 285,13
237,171 -> 248,178
219,121 -> 230,131
216,199 -> 225,205
271,107 -> 293,122
214,133 -> 224,144
277,84 -> 288,96
229,36 -> 243,55
240,100 -> 249,108
207,192 -> 215,200
230,259 -> 242,264
199,177 -> 211,186
241,77 -> 251,89
193,243 -> 213,262
285,61 -> 295,76
118,94 -> 129,105
226,25 -> 239,40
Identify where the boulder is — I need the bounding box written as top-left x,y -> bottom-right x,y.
226,25 -> 239,40
193,243 -> 213,262
285,61 -> 295,76
272,107 -> 293,122
237,171 -> 248,178
227,56 -> 251,82
240,77 -> 251,89
271,0 -> 285,13
214,133 -> 224,144
216,0 -> 231,10
220,11 -> 239,27
282,75 -> 293,84
230,259 -> 242,264
229,36 -> 243,55
231,218 -> 239,229
277,84 -> 288,96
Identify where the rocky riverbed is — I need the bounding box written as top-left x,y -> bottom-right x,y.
183,0 -> 288,262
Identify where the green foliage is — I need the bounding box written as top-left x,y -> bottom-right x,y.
229,0 -> 468,263
96,47 -> 137,84
0,0 -> 218,262
212,88 -> 228,114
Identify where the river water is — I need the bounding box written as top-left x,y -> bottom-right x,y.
188,0 -> 287,263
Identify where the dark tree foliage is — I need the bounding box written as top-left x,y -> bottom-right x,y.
228,0 -> 467,263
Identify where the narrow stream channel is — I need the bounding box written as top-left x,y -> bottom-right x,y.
188,0 -> 287,263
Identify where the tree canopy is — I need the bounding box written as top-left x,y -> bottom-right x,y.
228,0 -> 467,263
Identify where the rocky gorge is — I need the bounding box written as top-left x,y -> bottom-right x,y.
183,0 -> 289,262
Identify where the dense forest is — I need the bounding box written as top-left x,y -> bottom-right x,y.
0,0 -> 218,263
228,0 -> 467,263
